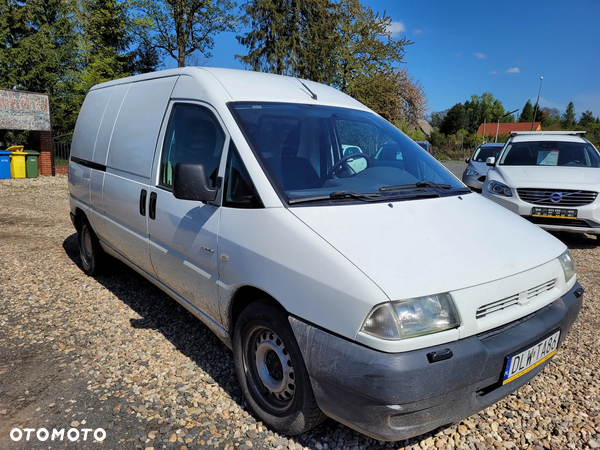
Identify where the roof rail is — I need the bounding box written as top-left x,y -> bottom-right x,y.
509,131 -> 586,137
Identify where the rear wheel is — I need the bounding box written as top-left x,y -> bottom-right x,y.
233,300 -> 325,435
77,216 -> 105,276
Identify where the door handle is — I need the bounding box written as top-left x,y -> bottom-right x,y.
139,189 -> 147,216
149,192 -> 157,220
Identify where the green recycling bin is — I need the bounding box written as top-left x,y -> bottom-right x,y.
24,150 -> 40,178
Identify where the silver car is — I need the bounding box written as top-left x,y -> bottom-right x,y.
462,143 -> 504,192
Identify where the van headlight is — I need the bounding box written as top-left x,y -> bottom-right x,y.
558,250 -> 576,283
465,167 -> 480,177
361,293 -> 460,340
487,180 -> 513,197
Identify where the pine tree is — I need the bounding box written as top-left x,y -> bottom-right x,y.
519,100 -> 534,122
562,102 -> 576,128
579,110 -> 595,126
237,0 -> 418,123
0,0 -> 78,93
0,0 -> 79,135
237,0 -> 338,82
78,0 -> 132,89
440,103 -> 468,136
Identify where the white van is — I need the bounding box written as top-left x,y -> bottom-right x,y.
68,68 -> 583,441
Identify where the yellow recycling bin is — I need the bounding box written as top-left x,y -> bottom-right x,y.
8,145 -> 26,178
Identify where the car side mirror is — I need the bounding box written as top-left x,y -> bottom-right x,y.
173,162 -> 219,203
486,156 -> 496,167
465,158 -> 470,163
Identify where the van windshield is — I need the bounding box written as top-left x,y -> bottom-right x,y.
230,103 -> 467,204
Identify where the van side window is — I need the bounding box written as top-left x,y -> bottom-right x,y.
223,141 -> 263,208
159,104 -> 225,189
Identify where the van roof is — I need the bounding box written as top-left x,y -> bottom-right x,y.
91,67 -> 371,112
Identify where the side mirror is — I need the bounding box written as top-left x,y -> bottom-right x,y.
465,158 -> 470,163
486,156 -> 496,167
173,162 -> 218,203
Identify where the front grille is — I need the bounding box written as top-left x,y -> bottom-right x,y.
517,188 -> 597,207
476,280 -> 555,319
526,217 -> 592,228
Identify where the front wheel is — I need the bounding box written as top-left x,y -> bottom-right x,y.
233,300 -> 325,435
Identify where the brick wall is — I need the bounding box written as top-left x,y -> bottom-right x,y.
39,131 -> 54,176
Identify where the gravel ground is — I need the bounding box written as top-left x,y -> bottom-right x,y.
1,175 -> 599,450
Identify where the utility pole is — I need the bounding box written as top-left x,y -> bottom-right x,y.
531,76 -> 544,131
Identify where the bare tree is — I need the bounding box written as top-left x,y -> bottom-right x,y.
396,66 -> 427,127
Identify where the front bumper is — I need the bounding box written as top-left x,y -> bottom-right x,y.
462,173 -> 486,192
289,282 -> 583,441
482,192 -> 600,234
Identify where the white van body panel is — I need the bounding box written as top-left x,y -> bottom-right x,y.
68,162 -> 91,216
290,194 -> 564,301
71,85 -> 114,162
107,78 -> 177,178
196,67 -> 370,110
101,171 -> 153,275
69,85 -> 114,231
89,170 -> 106,237
147,189 -> 222,323
92,84 -> 128,166
217,207 -> 390,339
98,77 -> 177,275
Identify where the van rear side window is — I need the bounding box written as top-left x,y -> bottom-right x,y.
159,104 -> 225,189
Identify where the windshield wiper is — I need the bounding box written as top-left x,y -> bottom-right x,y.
380,181 -> 470,193
380,181 -> 451,192
288,190 -> 381,205
288,188 -> 445,205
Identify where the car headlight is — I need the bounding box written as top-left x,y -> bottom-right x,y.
361,293 -> 460,340
487,180 -> 513,197
465,167 -> 480,177
558,249 -> 576,283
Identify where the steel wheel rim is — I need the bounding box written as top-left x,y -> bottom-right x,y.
81,226 -> 93,266
245,326 -> 295,412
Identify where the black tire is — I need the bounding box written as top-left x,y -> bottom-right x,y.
595,234 -> 600,245
233,299 -> 326,435
77,216 -> 105,276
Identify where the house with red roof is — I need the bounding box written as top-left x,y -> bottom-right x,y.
477,122 -> 541,138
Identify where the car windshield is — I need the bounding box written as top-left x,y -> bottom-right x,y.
472,145 -> 503,162
499,141 -> 600,167
230,102 -> 466,204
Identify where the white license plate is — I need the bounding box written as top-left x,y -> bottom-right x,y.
502,330 -> 560,385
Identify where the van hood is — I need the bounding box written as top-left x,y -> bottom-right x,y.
290,193 -> 566,300
497,165 -> 600,188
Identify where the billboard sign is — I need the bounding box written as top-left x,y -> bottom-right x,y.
0,89 -> 51,131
